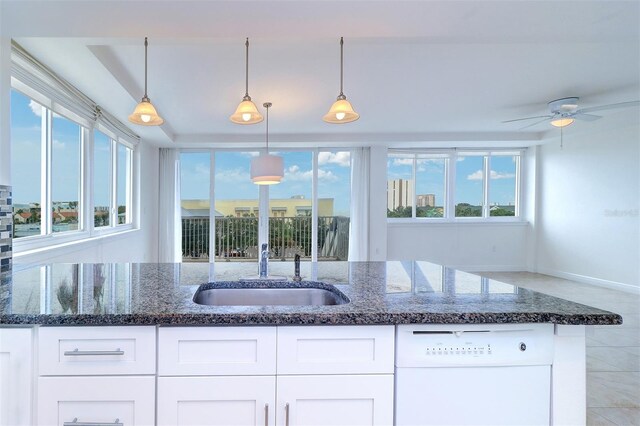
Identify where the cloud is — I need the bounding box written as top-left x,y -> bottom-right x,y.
284,165 -> 338,182
319,152 -> 350,167
392,158 -> 413,166
29,100 -> 43,117
215,168 -> 250,182
53,139 -> 65,150
240,152 -> 260,158
467,170 -> 515,180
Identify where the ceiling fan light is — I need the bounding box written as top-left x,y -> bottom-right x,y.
230,99 -> 263,124
323,98 -> 359,123
251,154 -> 284,185
128,98 -> 164,126
550,117 -> 574,128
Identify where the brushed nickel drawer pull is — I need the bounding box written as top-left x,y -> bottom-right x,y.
64,348 -> 125,356
63,418 -> 123,426
285,403 -> 290,426
264,403 -> 269,426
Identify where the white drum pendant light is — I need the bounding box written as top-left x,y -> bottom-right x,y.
230,38 -> 263,124
251,102 -> 283,185
129,37 -> 164,126
323,37 -> 359,124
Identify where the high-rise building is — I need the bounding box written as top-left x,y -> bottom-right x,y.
387,179 -> 414,211
417,194 -> 436,207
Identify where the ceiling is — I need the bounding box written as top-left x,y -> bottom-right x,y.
2,0 -> 639,148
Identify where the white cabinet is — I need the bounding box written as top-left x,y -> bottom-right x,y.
157,325 -> 395,426
37,326 -> 156,426
276,375 -> 394,426
157,376 -> 276,426
0,328 -> 32,426
38,376 -> 155,426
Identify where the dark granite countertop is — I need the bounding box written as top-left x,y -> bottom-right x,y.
0,261 -> 622,326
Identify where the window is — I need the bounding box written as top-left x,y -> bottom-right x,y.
94,129 -> 133,229
387,150 -> 522,220
11,85 -> 136,249
52,114 -> 82,233
10,90 -> 43,238
94,131 -> 111,228
179,149 -> 352,282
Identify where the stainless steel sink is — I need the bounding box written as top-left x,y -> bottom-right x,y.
193,284 -> 349,306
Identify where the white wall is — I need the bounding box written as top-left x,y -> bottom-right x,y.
535,109 -> 640,290
14,141 -> 160,265
388,222 -> 530,271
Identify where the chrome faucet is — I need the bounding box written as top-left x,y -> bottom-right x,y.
259,243 -> 269,278
293,254 -> 301,282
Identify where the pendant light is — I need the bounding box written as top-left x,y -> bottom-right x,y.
230,38 -> 263,124
251,102 -> 283,185
323,37 -> 359,124
128,37 -> 164,126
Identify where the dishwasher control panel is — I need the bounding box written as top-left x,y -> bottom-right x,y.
395,323 -> 554,367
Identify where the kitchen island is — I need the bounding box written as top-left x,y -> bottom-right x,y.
0,261 -> 622,425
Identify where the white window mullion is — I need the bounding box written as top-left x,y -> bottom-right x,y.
484,155 -> 491,218
447,152 -> 456,219
82,127 -> 91,234
411,156 -> 417,218
209,149 -> 216,277
110,139 -> 117,227
125,146 -> 132,224
311,150 -> 319,275
41,108 -> 52,235
515,154 -> 522,218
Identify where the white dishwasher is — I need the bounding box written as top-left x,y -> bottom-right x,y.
395,323 -> 554,426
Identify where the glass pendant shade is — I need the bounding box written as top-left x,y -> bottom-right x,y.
230,99 -> 263,124
129,97 -> 164,126
323,98 -> 359,123
251,154 -> 284,185
550,117 -> 574,128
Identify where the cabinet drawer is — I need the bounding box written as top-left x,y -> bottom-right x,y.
158,326 -> 277,376
277,325 -> 395,374
38,376 -> 155,426
39,326 -> 156,376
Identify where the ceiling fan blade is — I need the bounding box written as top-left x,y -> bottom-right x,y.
502,115 -> 551,123
578,100 -> 640,114
573,113 -> 602,121
519,117 -> 550,130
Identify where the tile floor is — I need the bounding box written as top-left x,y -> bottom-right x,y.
480,272 -> 640,426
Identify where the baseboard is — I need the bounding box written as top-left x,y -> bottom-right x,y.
447,264 -> 528,273
535,267 -> 640,295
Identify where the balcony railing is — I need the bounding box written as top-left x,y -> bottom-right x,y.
182,216 -> 350,262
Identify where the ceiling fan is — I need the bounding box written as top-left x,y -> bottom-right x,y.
503,97 -> 640,129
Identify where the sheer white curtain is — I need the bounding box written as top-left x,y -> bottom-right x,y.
158,148 -> 181,263
348,147 -> 370,261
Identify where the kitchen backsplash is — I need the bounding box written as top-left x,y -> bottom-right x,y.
0,185 -> 12,272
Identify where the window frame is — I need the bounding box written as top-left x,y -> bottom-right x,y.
11,79 -> 137,254
387,149 -> 524,223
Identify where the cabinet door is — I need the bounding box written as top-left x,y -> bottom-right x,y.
38,376 -> 155,426
158,376 -> 276,426
0,328 -> 32,426
276,375 -> 394,426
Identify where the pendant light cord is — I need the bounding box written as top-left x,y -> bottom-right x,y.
339,37 -> 344,98
144,37 -> 148,99
244,38 -> 250,100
